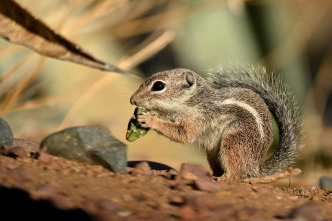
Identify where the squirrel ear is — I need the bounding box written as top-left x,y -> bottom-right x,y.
184,71 -> 196,88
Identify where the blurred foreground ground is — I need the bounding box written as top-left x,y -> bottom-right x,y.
1,0 -> 332,188
0,148 -> 331,220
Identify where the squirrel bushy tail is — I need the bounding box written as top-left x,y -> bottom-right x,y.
207,64 -> 304,176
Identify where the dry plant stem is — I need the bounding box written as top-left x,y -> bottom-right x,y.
55,0 -> 78,31
12,29 -> 175,117
117,30 -> 175,69
243,168 -> 302,184
10,77 -> 97,112
256,0 -> 332,175
1,1 -> 94,113
0,0 -> 125,73
124,1 -> 180,55
0,44 -> 23,61
57,73 -> 116,130
64,1 -> 166,39
57,30 -> 175,129
112,0 -> 226,39
64,1 -> 116,34
11,31 -> 174,115
259,0 -> 332,69
308,43 -> 332,119
0,57 -> 46,116
113,6 -> 187,38
0,0 -> 67,102
72,1 -> 168,35
302,44 -> 332,171
0,54 -> 35,85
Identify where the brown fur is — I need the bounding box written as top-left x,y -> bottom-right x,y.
130,67 -> 302,180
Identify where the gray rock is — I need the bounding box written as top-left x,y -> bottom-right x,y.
0,118 -> 13,147
320,176 -> 332,191
41,126 -> 127,173
91,137 -> 127,174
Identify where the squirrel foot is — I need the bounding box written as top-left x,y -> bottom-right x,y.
213,176 -> 227,182
213,176 -> 238,183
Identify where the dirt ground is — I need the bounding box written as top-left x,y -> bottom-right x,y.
0,139 -> 331,221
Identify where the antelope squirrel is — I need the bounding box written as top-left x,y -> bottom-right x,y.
130,65 -> 303,180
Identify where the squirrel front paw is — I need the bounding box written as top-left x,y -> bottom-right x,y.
137,112 -> 157,129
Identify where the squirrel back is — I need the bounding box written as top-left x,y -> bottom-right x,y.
207,64 -> 304,176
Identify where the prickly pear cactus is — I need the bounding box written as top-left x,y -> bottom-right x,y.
126,107 -> 149,142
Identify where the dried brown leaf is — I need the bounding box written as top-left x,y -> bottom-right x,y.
0,0 -> 127,73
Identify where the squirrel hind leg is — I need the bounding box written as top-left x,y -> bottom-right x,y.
219,129 -> 265,180
206,140 -> 246,180
206,145 -> 225,177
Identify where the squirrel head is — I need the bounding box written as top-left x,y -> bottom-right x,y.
130,68 -> 200,115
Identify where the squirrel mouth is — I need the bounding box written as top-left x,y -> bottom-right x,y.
147,109 -> 161,118
137,106 -> 161,118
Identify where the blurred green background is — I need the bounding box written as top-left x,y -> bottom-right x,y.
1,0 -> 332,186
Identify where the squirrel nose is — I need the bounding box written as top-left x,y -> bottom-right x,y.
130,96 -> 137,106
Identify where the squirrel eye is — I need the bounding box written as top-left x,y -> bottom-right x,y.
151,81 -> 165,91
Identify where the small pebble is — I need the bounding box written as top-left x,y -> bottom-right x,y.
38,151 -> 53,164
179,163 -> 212,181
194,179 -> 221,193
4,162 -> 19,170
13,138 -> 40,153
130,161 -> 152,176
179,206 -> 196,220
168,195 -> 185,205
319,176 -> 332,191
32,184 -> 75,210
0,145 -> 29,158
127,160 -> 175,172
0,118 -> 13,147
278,202 -> 325,220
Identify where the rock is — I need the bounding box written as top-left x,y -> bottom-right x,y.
279,202 -> 326,221
179,163 -> 212,181
179,193 -> 244,220
166,179 -> 186,191
179,206 -> 196,220
168,195 -> 185,205
0,118 -> 13,147
0,145 -> 29,158
319,176 -> 332,191
194,179 -> 221,193
13,138 -> 40,153
127,160 -> 176,172
177,163 -> 222,193
41,126 -> 109,162
1,138 -> 40,159
167,169 -> 178,180
38,151 -> 53,164
130,161 -> 152,176
40,126 -> 127,173
4,162 -> 19,170
32,184 -> 75,210
91,137 -> 127,174
182,193 -> 214,210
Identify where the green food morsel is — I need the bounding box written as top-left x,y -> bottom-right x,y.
135,107 -> 147,115
127,130 -> 139,142
126,107 -> 149,142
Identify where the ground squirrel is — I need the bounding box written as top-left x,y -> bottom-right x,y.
130,65 -> 303,180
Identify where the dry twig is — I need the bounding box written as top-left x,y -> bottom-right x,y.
244,168 -> 302,184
